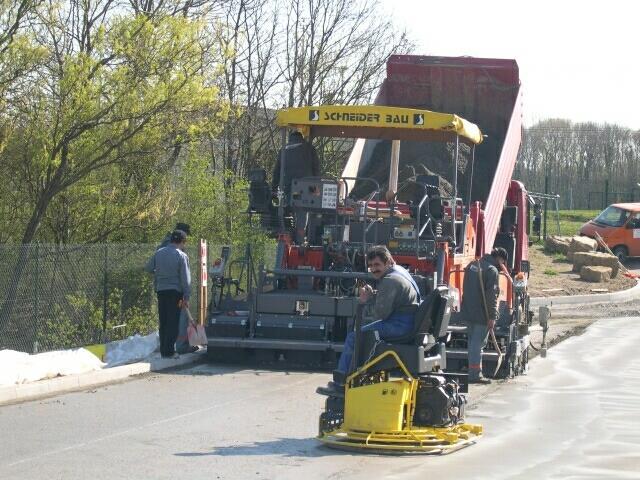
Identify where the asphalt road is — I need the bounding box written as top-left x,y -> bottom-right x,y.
1,316 -> 640,480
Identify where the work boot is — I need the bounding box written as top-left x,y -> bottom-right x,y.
316,381 -> 345,397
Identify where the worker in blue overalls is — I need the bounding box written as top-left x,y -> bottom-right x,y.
318,245 -> 420,396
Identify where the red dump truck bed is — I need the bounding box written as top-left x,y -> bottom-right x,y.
349,55 -> 524,258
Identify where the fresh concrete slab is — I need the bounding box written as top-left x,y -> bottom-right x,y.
0,316 -> 638,480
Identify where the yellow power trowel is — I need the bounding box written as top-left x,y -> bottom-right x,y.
317,286 -> 482,454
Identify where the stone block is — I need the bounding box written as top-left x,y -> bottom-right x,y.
580,265 -> 612,282
572,251 -> 592,272
572,251 -> 619,277
545,235 -> 572,254
569,236 -> 598,254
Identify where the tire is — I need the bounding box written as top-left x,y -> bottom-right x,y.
612,246 -> 628,263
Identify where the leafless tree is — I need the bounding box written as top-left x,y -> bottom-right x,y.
213,0 -> 412,181
516,120 -> 640,209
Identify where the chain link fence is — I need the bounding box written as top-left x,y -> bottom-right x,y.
0,244 -> 206,353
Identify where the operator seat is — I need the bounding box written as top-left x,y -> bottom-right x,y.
248,168 -> 273,214
358,285 -> 453,375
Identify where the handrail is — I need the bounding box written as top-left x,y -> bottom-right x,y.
269,268 -> 373,280
340,176 -> 380,253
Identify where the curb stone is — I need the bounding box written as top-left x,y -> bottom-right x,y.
530,280 -> 640,309
0,349 -> 206,406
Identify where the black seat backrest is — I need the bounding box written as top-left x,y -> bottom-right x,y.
248,168 -> 272,214
411,289 -> 441,345
431,285 -> 452,339
382,287 -> 443,345
414,285 -> 451,342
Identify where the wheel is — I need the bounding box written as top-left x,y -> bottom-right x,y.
612,246 -> 628,263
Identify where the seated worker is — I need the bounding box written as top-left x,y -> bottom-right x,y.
460,247 -> 508,384
271,130 -> 320,242
318,245 -> 420,396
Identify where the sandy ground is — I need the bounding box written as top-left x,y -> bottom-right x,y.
528,244 -> 636,297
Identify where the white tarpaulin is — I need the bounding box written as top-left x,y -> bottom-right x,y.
0,331 -> 160,386
0,348 -> 106,387
104,331 -> 159,367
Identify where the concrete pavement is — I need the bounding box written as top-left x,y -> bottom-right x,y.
1,315 -> 639,479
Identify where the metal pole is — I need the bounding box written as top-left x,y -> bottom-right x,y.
199,239 -> 208,326
388,140 -> 401,200
467,145 -> 476,207
103,243 -> 108,335
33,243 -> 39,353
452,135 -> 459,246
569,186 -> 573,210
278,127 -> 287,232
543,176 -> 549,240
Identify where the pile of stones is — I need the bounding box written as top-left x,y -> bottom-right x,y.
545,235 -> 619,282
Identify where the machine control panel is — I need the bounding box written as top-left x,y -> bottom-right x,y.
393,225 -> 417,239
387,239 -> 435,257
290,178 -> 339,210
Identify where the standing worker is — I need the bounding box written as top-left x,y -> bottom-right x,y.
460,247 -> 508,384
145,230 -> 192,359
272,130 -> 320,242
156,222 -> 196,354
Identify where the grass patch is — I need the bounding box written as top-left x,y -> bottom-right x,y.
532,209 -> 600,243
557,210 -> 599,236
543,268 -> 558,276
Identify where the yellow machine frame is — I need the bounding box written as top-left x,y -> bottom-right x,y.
276,105 -> 483,144
318,351 -> 482,454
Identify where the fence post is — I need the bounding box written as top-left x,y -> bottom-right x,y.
199,240 -> 208,326
103,243 -> 108,337
569,187 -> 573,210
33,243 -> 39,354
543,175 -> 549,240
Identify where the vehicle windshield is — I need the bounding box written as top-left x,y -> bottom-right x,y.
593,206 -> 630,227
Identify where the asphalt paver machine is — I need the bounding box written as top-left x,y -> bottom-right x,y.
208,103 -> 490,452
206,56 -> 532,383
205,55 -> 533,453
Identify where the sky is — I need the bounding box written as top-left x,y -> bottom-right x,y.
380,0 -> 640,129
